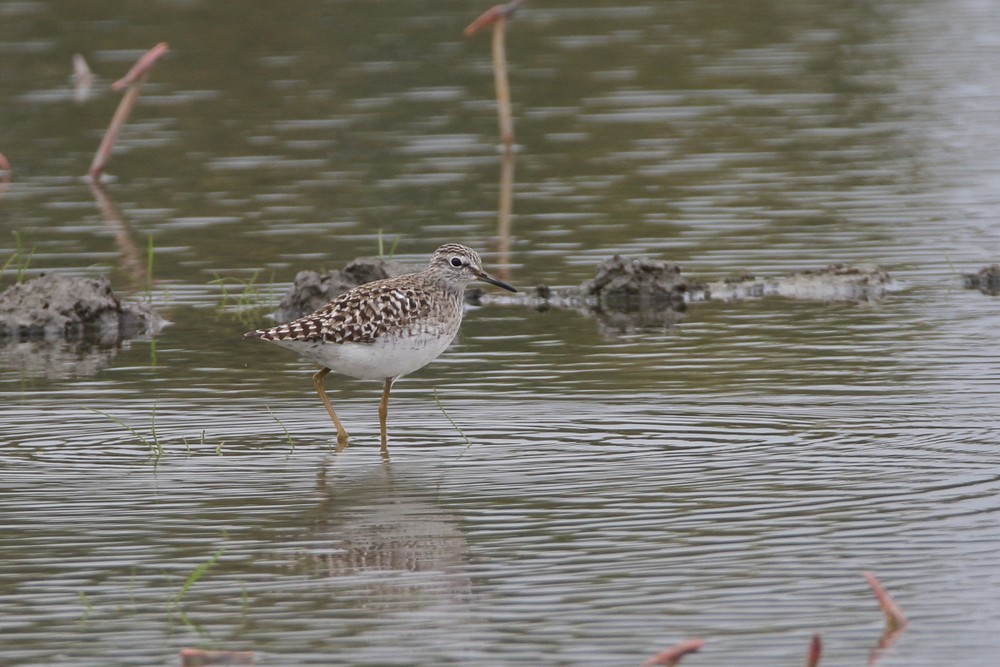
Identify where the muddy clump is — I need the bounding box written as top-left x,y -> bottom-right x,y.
579,255 -> 687,311
273,256 -> 411,321
0,274 -> 162,344
962,265 -> 1000,295
522,256 -> 689,336
577,255 -> 688,335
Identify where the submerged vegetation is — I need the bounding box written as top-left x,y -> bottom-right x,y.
209,270 -> 277,326
76,544 -> 230,643
87,406 -> 164,458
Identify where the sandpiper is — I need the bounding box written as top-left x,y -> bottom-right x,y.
244,243 -> 516,456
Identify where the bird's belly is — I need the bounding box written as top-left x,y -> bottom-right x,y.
272,332 -> 457,380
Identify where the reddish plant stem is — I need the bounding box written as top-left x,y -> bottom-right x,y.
463,0 -> 524,36
113,41 -> 169,91
0,151 -> 9,202
491,16 -> 514,147
864,571 -> 908,666
640,638 -> 705,667
89,43 -> 169,179
863,571 -> 907,631
465,2 -> 523,147
805,633 -> 822,667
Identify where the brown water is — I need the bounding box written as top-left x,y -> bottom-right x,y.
2,1 -> 999,665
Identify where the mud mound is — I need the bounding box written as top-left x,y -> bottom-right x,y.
579,255 -> 687,311
0,274 -> 161,343
963,264 -> 1000,295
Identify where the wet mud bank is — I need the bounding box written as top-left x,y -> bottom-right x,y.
282,254 -> 896,313
0,253 -> 926,346
527,256 -> 895,334
498,255 -> 896,309
0,274 -> 163,343
508,256 -> 690,335
271,254 -> 899,336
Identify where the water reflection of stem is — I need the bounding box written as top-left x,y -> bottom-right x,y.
496,147 -> 515,280
89,42 -> 169,179
88,178 -> 148,289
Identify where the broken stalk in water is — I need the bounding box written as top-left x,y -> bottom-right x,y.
864,571 -> 908,664
88,42 -> 169,179
465,1 -> 524,148
640,638 -> 704,667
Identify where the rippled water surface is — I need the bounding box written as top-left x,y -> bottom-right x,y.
2,1 -> 1000,665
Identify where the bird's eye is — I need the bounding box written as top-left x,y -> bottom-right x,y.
450,257 -> 463,267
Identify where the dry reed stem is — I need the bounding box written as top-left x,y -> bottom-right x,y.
640,638 -> 705,667
491,17 -> 514,146
88,42 -> 169,179
465,1 -> 523,147
805,633 -> 821,667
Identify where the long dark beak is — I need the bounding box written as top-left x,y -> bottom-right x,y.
476,270 -> 517,293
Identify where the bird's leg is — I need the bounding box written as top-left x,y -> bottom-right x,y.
312,367 -> 349,447
379,377 -> 395,459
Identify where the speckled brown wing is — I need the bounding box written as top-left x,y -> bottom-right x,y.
245,277 -> 433,344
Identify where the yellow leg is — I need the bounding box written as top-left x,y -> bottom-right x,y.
378,377 -> 395,459
313,367 -> 349,447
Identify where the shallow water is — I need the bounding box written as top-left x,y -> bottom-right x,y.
2,1 -> 1000,666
